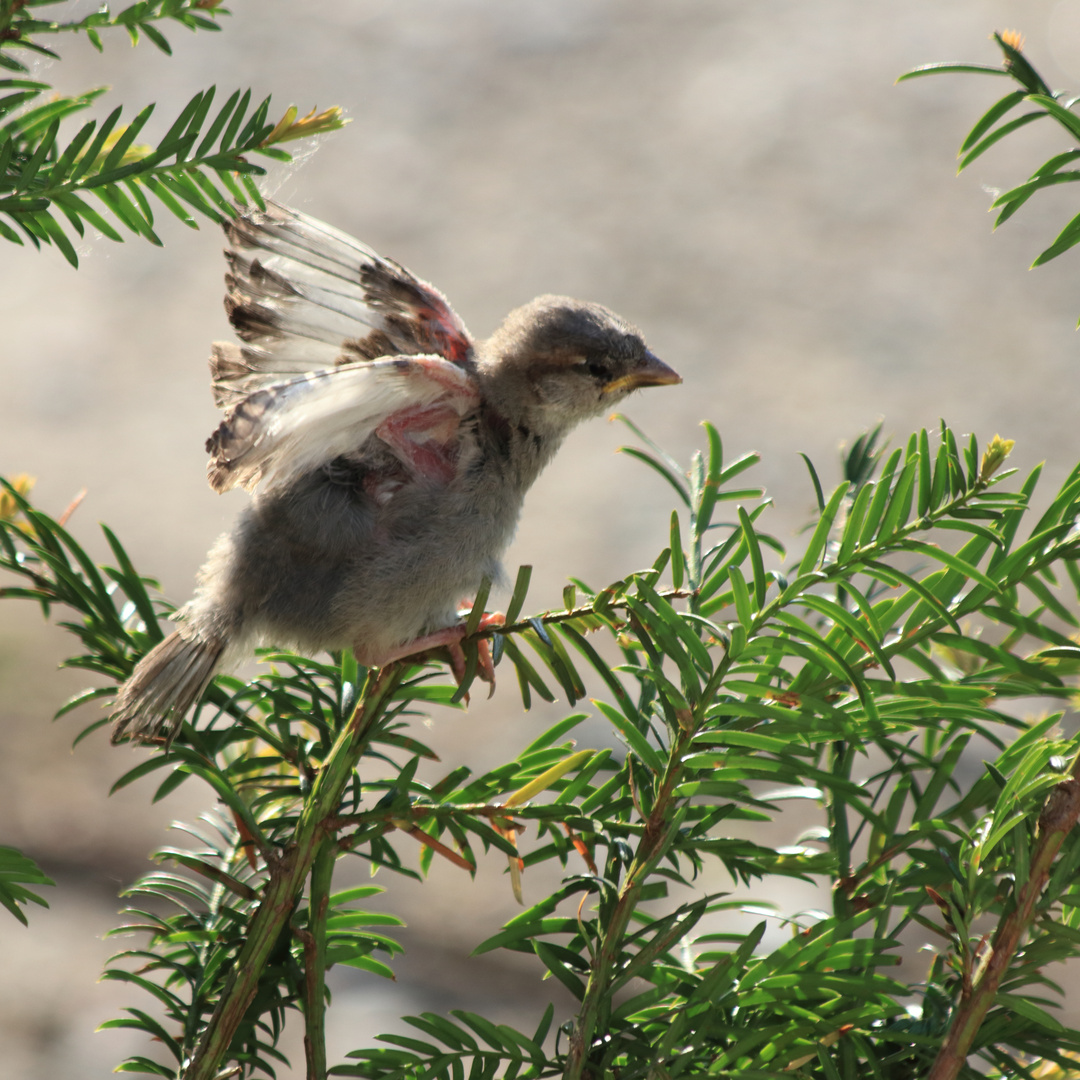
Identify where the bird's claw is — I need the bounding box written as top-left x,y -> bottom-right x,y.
446,612 -> 505,697
365,611 -> 505,699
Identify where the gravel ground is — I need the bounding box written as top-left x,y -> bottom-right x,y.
2,2 -> 1080,1075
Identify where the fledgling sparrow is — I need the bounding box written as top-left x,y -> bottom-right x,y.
110,202 -> 681,743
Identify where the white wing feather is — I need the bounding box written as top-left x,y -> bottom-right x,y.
206,356 -> 479,494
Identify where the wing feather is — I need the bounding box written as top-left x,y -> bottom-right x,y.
210,342 -> 348,406
206,355 -> 480,494
212,202 -> 474,406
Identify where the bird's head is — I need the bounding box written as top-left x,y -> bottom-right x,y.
479,296 -> 681,435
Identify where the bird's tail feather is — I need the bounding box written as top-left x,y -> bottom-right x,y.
111,630 -> 224,744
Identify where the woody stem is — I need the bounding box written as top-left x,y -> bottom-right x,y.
926,763 -> 1080,1080
563,726 -> 695,1080
182,666 -> 404,1080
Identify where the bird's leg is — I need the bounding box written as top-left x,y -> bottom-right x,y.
360,612 -> 505,692
370,623 -> 468,665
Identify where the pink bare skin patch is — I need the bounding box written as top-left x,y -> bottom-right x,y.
376,403 -> 465,484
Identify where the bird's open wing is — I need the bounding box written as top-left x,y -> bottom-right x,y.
211,202 -> 474,407
206,355 -> 480,494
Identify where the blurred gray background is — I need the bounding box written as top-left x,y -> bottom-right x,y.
3,1 -> 1080,1075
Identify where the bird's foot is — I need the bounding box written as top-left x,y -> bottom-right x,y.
362,612 -> 505,696
446,612 -> 505,694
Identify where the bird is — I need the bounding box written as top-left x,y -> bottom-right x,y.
110,201 -> 681,743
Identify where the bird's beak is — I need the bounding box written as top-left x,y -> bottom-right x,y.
602,351 -> 682,396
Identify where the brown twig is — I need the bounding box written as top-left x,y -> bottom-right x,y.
473,588 -> 696,640
56,487 -> 86,527
182,666 -> 404,1080
562,723 -> 698,1080
927,764 -> 1080,1080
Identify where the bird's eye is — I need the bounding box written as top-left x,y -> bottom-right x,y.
583,356 -> 608,380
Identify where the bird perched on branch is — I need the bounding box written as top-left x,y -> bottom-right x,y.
111,202 -> 681,743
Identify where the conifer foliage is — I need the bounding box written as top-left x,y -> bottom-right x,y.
0,0 -> 344,264
7,12 -> 1080,1079
7,418 -> 1080,1078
